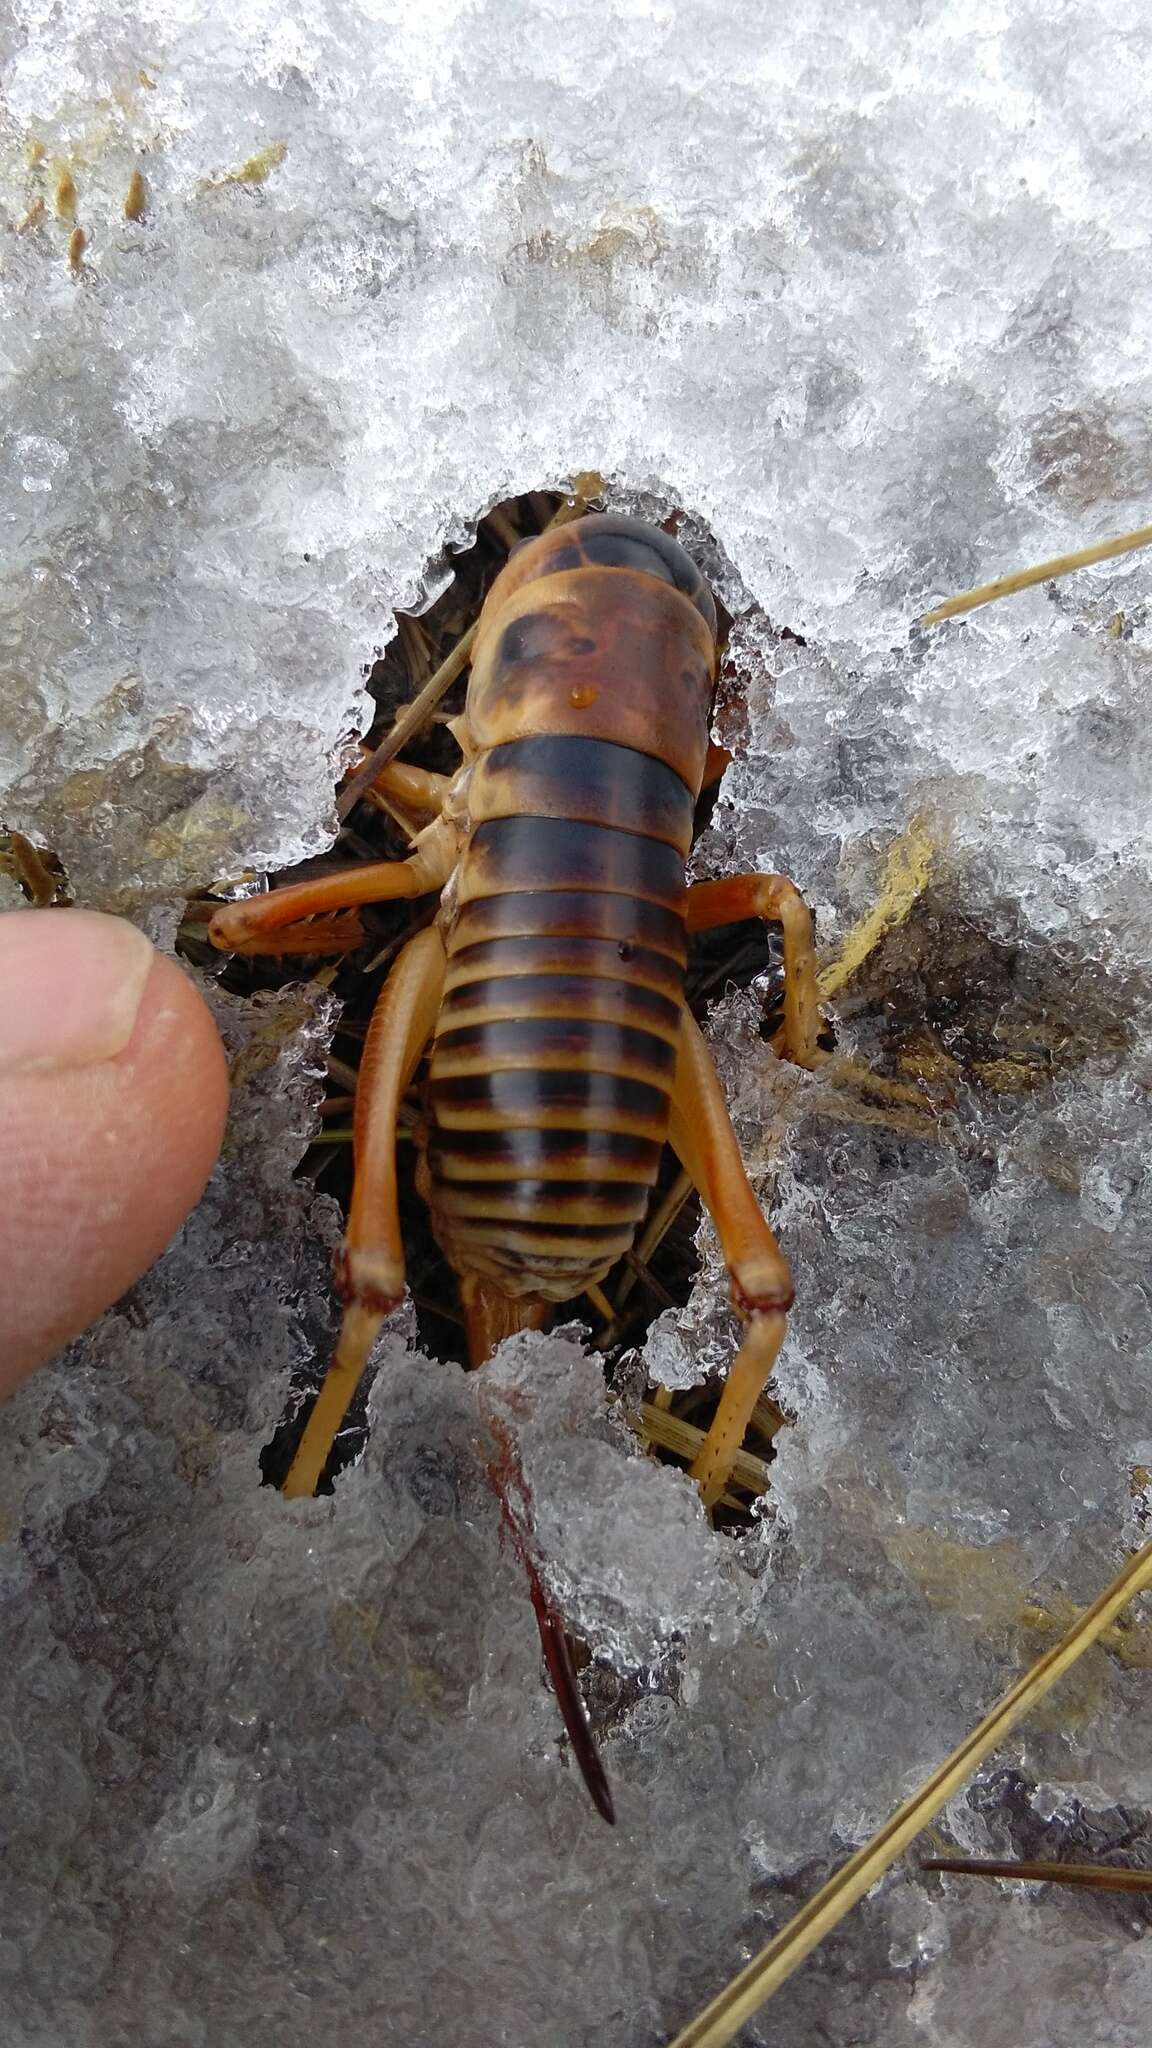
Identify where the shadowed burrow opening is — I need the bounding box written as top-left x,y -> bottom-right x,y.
181,484 -> 817,1526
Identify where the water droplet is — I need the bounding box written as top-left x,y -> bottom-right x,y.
569,683 -> 598,708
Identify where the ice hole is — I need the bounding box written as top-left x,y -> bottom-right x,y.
184,483 -> 805,1519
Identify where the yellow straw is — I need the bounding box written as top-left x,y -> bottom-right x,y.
669,1537 -> 1152,2048
921,524 -> 1152,624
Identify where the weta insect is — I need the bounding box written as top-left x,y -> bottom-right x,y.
209,511 -> 827,1815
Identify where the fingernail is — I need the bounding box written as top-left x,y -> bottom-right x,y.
0,911 -> 156,1072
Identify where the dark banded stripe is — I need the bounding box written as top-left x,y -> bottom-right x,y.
467,736 -> 696,851
432,1180 -> 650,1223
427,1127 -> 665,1177
431,1107 -> 668,1138
430,1069 -> 669,1119
431,1016 -> 677,1080
443,934 -> 685,1001
438,973 -> 683,1043
459,817 -> 685,908
448,890 -> 687,960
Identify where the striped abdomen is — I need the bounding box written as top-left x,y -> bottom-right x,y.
424,516 -> 718,1305
425,736 -> 696,1299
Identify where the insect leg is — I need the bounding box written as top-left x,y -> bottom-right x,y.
668,1007 -> 794,1508
686,873 -> 823,1069
359,757 -> 453,840
281,925 -> 447,1498
702,741 -> 733,788
208,822 -> 454,954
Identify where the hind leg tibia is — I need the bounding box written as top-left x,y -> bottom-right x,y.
282,925 -> 447,1498
668,1008 -> 793,1508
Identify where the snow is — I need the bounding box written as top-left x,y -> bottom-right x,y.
3,3 -> 1152,2041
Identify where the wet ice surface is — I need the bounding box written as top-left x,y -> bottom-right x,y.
4,1 -> 1152,2043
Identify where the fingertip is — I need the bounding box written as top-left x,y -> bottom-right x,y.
0,911 -> 230,1394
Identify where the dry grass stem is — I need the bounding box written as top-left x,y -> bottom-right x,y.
921,523 -> 1152,624
668,1537 -> 1152,2048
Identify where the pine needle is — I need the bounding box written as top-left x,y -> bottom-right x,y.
921,1856 -> 1152,1894
667,1536 -> 1152,2048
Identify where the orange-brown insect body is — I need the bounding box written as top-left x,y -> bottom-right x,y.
419,518 -> 719,1325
